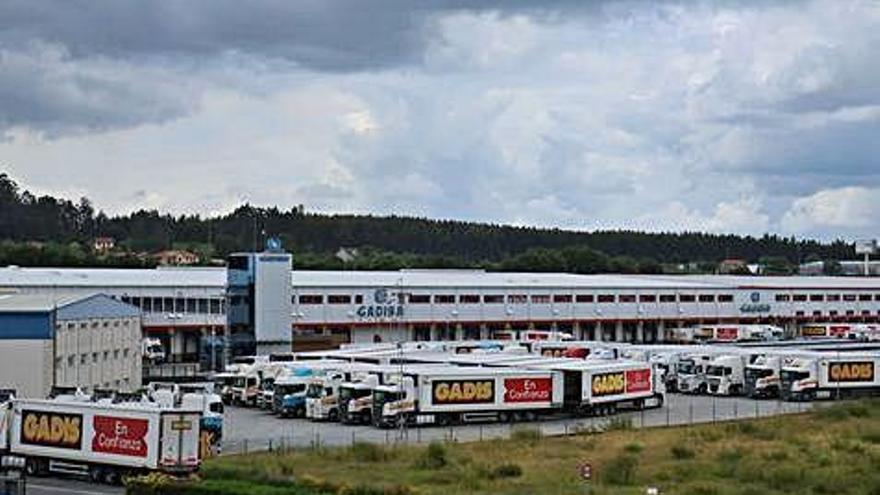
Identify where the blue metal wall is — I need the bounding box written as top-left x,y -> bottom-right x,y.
0,312 -> 52,340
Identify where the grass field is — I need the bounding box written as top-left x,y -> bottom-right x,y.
129,400 -> 880,495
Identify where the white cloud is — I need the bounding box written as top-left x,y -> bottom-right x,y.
1,0 -> 879,240
781,187 -> 880,233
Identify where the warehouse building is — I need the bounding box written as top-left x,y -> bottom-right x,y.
0,293 -> 142,398
2,253 -> 880,361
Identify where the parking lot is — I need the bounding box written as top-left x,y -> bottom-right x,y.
219,393 -> 815,454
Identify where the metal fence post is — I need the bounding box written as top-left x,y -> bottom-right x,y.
689,398 -> 694,425
711,397 -> 716,423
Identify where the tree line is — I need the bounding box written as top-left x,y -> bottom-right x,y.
0,172 -> 855,273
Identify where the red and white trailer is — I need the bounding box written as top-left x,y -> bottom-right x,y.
0,399 -> 202,484
373,368 -> 564,427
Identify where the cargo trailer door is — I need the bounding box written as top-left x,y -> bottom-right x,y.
562,371 -> 582,410
159,412 -> 201,473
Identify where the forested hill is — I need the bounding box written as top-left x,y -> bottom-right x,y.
0,173 -> 854,271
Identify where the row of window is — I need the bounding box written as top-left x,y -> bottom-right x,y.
797,310 -> 880,317
118,296 -> 225,314
776,294 -> 880,302
64,348 -> 131,367
295,293 -> 737,305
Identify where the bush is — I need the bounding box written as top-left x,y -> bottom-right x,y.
510,427 -> 543,443
624,442 -> 643,454
350,442 -> 390,463
671,444 -> 696,460
603,454 -> 639,485
490,463 -> 523,479
606,416 -> 633,431
415,442 -> 448,470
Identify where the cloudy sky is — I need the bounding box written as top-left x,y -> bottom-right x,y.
1,0 -> 878,239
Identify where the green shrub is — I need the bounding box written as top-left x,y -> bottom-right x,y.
510,427 -> 543,443
415,442 -> 448,470
606,416 -> 633,431
670,444 -> 696,460
490,463 -> 523,479
624,442 -> 643,454
350,442 -> 390,463
603,454 -> 639,485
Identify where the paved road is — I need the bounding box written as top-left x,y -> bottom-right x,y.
25,477 -> 124,495
219,393 -> 816,455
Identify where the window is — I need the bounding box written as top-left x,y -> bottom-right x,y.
460,294 -> 481,304
103,351 -> 109,360
829,310 -> 838,316
483,295 -> 504,304
114,349 -> 119,360
812,310 -> 822,316
68,356 -> 75,367
92,352 -> 98,363
639,294 -> 656,303
163,297 -> 174,311
792,294 -> 807,302
434,295 -> 455,304
859,294 -> 872,301
679,294 -> 696,303
131,297 -> 141,308
698,295 -> 715,303
507,294 -> 527,304
198,299 -> 208,313
175,298 -> 185,311
298,295 -> 324,305
597,294 -> 615,303
795,311 -> 805,317
718,294 -> 734,303
123,349 -> 129,358
827,294 -> 841,302
659,294 -> 676,303
810,294 -> 824,302
575,294 -> 594,303
210,299 -> 221,314
355,295 -> 364,304
861,310 -> 870,316
141,298 -> 152,312
846,310 -> 855,316
531,295 -> 551,304
81,354 -> 87,365
409,294 -> 430,304
153,297 -> 163,312
553,294 -> 573,303
618,295 -> 636,303
843,294 -> 857,302
328,295 -> 352,304
875,294 -> 880,301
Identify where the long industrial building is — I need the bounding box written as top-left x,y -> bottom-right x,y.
2,251 -> 880,362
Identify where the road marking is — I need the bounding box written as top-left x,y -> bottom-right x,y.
28,482 -> 123,495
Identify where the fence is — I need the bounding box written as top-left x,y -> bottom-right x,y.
217,394 -> 818,457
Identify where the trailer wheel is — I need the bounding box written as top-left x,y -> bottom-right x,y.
329,409 -> 339,422
104,468 -> 122,485
88,465 -> 103,483
498,412 -> 511,423
25,457 -> 48,477
436,414 -> 451,427
523,411 -> 537,422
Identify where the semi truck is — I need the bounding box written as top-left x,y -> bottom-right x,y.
675,352 -> 718,394
744,354 -> 785,398
373,368 -> 564,428
780,354 -> 880,401
0,399 -> 201,484
705,354 -> 753,396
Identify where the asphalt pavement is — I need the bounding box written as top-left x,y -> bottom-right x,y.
25,477 -> 124,495
219,393 -> 816,455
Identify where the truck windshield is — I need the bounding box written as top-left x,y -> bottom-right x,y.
745,368 -> 773,380
707,366 -> 724,376
677,361 -> 696,374
374,390 -> 401,405
260,379 -> 274,391
306,384 -> 324,398
276,384 -> 306,396
780,370 -> 809,382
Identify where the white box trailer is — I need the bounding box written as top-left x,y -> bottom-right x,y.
374,368 -> 564,428
780,353 -> 880,401
0,399 -> 201,484
523,360 -> 664,416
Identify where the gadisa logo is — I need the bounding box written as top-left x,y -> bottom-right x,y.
21,410 -> 82,449
592,372 -> 625,396
828,362 -> 874,382
432,380 -> 494,404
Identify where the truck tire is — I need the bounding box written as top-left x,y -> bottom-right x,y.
89,465 -> 104,483
329,409 -> 339,422
104,468 -> 122,485
25,457 -> 47,477
498,411 -> 510,423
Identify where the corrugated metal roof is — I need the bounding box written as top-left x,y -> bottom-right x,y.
0,293 -> 140,319
1,266 -> 880,291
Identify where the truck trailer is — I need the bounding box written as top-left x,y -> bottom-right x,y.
373,368 -> 564,428
780,354 -> 880,401
0,399 -> 201,484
